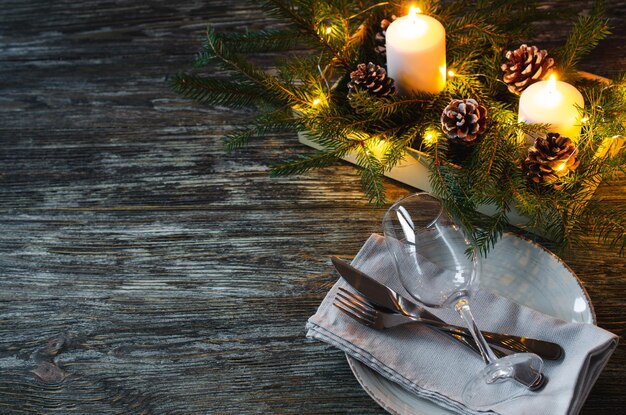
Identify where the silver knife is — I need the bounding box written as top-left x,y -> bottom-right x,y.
330,255 -> 440,319
330,256 -> 563,361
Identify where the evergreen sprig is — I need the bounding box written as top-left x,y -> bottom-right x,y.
556,1 -> 611,80
173,0 -> 625,256
169,74 -> 267,108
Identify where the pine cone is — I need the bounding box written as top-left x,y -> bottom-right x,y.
348,62 -> 396,97
374,16 -> 396,56
441,99 -> 487,144
501,44 -> 555,94
523,133 -> 580,185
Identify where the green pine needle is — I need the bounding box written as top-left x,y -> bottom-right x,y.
169,74 -> 265,108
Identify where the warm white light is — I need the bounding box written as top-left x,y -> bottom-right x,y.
407,6 -> 426,35
409,6 -> 422,20
540,73 -> 562,108
312,98 -> 321,106
447,70 -> 455,77
519,72 -> 584,141
325,26 -> 332,34
580,117 -> 589,124
554,161 -> 567,172
409,6 -> 422,19
424,133 -> 434,142
368,138 -> 389,160
547,74 -> 557,94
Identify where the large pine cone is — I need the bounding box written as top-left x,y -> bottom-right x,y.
374,16 -> 396,56
348,62 -> 396,97
523,133 -> 580,185
441,99 -> 487,144
501,44 -> 555,94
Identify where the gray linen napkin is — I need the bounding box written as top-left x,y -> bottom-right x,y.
306,234 -> 618,415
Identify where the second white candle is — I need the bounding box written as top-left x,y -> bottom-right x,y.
518,75 -> 584,141
385,7 -> 446,95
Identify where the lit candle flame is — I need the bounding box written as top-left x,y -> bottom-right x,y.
547,74 -> 557,94
409,6 -> 421,23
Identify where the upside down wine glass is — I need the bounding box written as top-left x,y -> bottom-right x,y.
382,192 -> 545,408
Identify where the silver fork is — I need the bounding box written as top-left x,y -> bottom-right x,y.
334,287 -> 548,359
333,287 -> 507,359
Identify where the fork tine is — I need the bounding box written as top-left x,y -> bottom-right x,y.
333,300 -> 375,326
333,296 -> 376,323
337,287 -> 378,315
338,286 -> 377,309
335,292 -> 377,320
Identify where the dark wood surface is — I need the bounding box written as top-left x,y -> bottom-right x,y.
1,1 -> 624,413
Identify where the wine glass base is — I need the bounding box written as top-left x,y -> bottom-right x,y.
462,353 -> 544,409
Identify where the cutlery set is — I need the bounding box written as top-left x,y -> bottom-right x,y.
330,256 -> 564,365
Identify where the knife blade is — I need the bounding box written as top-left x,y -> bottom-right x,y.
330,255 -> 426,317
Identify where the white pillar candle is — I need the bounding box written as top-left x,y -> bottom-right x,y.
385,7 -> 446,95
518,74 -> 584,141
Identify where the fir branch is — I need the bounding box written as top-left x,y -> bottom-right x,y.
169,73 -> 267,108
224,110 -> 299,151
473,201 -> 510,257
347,1 -> 389,20
220,29 -> 309,53
355,145 -> 386,206
382,126 -> 422,169
428,142 -> 478,245
202,25 -> 308,106
260,0 -> 353,69
555,1 -> 610,78
270,146 -> 351,176
582,203 -> 626,254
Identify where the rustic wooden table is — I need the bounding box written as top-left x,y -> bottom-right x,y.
1,1 -> 624,414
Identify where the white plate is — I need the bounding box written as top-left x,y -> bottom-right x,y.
346,233 -> 595,415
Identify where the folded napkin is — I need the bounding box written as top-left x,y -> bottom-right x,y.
306,234 -> 618,415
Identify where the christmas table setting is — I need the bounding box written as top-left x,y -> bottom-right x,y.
1,1 -> 625,414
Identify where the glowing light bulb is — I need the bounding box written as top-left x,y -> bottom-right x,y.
325,26 -> 332,35
312,98 -> 321,106
580,116 -> 589,124
447,70 -> 455,77
554,162 -> 567,172
422,130 -> 437,147
367,138 -> 389,159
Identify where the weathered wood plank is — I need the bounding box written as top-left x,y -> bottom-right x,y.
0,1 -> 624,414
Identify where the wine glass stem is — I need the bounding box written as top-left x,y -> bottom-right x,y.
455,297 -> 498,364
